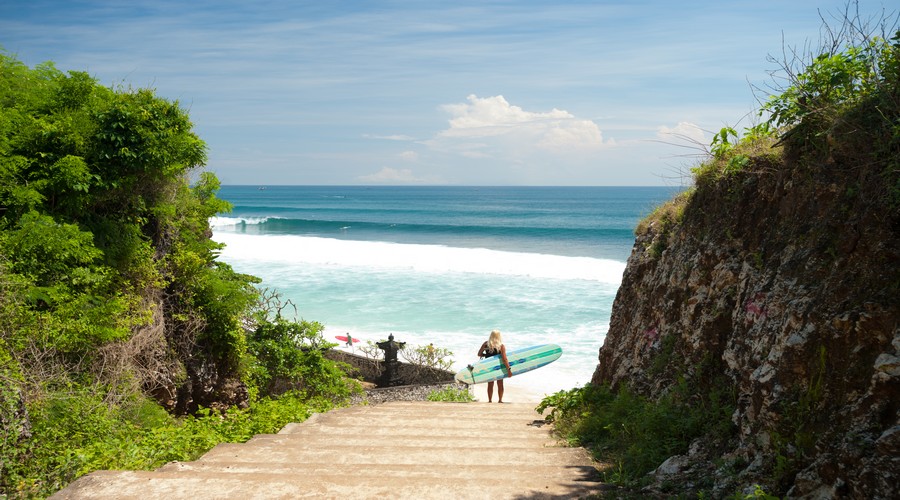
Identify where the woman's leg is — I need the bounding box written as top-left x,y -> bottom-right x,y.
497,379 -> 504,403
487,381 -> 494,402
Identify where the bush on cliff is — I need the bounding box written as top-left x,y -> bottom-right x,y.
244,292 -> 357,400
0,52 -> 354,497
4,389 -> 335,497
538,382 -> 734,489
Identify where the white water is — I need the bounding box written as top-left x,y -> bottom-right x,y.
213,227 -> 625,401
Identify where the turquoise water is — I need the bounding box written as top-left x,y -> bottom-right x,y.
212,186 -> 679,398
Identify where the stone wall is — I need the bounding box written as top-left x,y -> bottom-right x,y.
325,350 -> 456,386
349,382 -> 471,406
324,350 -> 465,406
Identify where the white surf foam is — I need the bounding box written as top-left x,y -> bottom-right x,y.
325,325 -> 597,402
209,216 -> 274,227
212,231 -> 625,284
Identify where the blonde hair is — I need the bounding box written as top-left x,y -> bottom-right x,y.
488,330 -> 503,350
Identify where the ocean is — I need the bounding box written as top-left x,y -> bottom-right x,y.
211,185 -> 680,400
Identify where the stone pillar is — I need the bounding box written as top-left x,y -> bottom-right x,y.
376,333 -> 406,387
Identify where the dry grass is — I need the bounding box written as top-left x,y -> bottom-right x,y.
93,295 -> 185,408
635,189 -> 693,237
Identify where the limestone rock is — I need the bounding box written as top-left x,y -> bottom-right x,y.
592,150 -> 900,497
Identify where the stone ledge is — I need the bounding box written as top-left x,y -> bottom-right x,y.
350,382 -> 470,405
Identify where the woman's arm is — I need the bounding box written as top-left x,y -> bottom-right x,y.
477,341 -> 488,357
500,345 -> 512,377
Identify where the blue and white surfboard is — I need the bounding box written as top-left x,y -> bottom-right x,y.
455,344 -> 563,384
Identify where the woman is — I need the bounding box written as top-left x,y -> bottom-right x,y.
477,330 -> 513,403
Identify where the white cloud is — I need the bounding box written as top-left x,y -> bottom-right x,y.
357,167 -> 442,184
441,95 -> 570,132
398,150 -> 419,161
434,95 -> 611,156
364,134 -> 416,141
657,122 -> 706,144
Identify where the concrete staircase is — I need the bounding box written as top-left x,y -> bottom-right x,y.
52,401 -> 605,499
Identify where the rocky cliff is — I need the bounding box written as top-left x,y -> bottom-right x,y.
592,136 -> 899,496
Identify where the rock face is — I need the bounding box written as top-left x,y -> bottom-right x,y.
591,149 -> 899,497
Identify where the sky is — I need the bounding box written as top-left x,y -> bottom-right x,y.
1,1 -> 896,186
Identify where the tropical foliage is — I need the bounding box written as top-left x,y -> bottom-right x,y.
537,382 -> 734,489
0,51 -> 353,498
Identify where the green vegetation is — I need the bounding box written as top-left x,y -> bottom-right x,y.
537,382 -> 735,489
762,32 -> 897,148
244,291 -> 358,400
768,346 -> 829,490
641,13 -> 899,239
401,343 -> 455,372
2,390 -> 335,497
0,52 -> 355,497
427,386 -> 475,402
690,125 -> 780,187
357,338 -> 458,385
725,485 -> 781,500
635,189 -> 692,258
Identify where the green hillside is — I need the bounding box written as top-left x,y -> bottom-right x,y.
0,53 -> 354,498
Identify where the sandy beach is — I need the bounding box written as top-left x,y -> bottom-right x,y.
469,381 -> 547,405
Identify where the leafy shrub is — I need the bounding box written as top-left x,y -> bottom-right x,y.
689,125 -> 780,188
763,38 -> 889,131
3,388 -> 335,498
0,212 -> 134,352
724,484 -> 780,500
760,17 -> 899,168
245,315 -> 356,400
427,386 -> 475,402
0,51 -> 358,499
537,382 -> 735,487
401,343 -> 455,372
0,369 -> 30,496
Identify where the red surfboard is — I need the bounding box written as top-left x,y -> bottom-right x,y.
335,335 -> 360,343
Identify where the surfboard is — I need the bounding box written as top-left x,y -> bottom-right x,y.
335,335 -> 360,343
454,344 -> 562,385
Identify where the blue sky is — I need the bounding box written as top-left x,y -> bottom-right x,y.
1,1 -> 895,185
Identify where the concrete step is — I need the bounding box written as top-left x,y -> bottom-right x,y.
276,426 -> 552,442
54,469 -> 604,499
245,431 -> 559,449
198,441 -> 593,467
338,401 -> 543,413
305,403 -> 543,419
50,401 -> 604,499
279,418 -> 551,439
301,402 -> 543,422
158,460 -> 600,481
284,414 -> 537,431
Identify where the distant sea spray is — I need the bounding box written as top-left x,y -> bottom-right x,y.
210,229 -> 627,284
